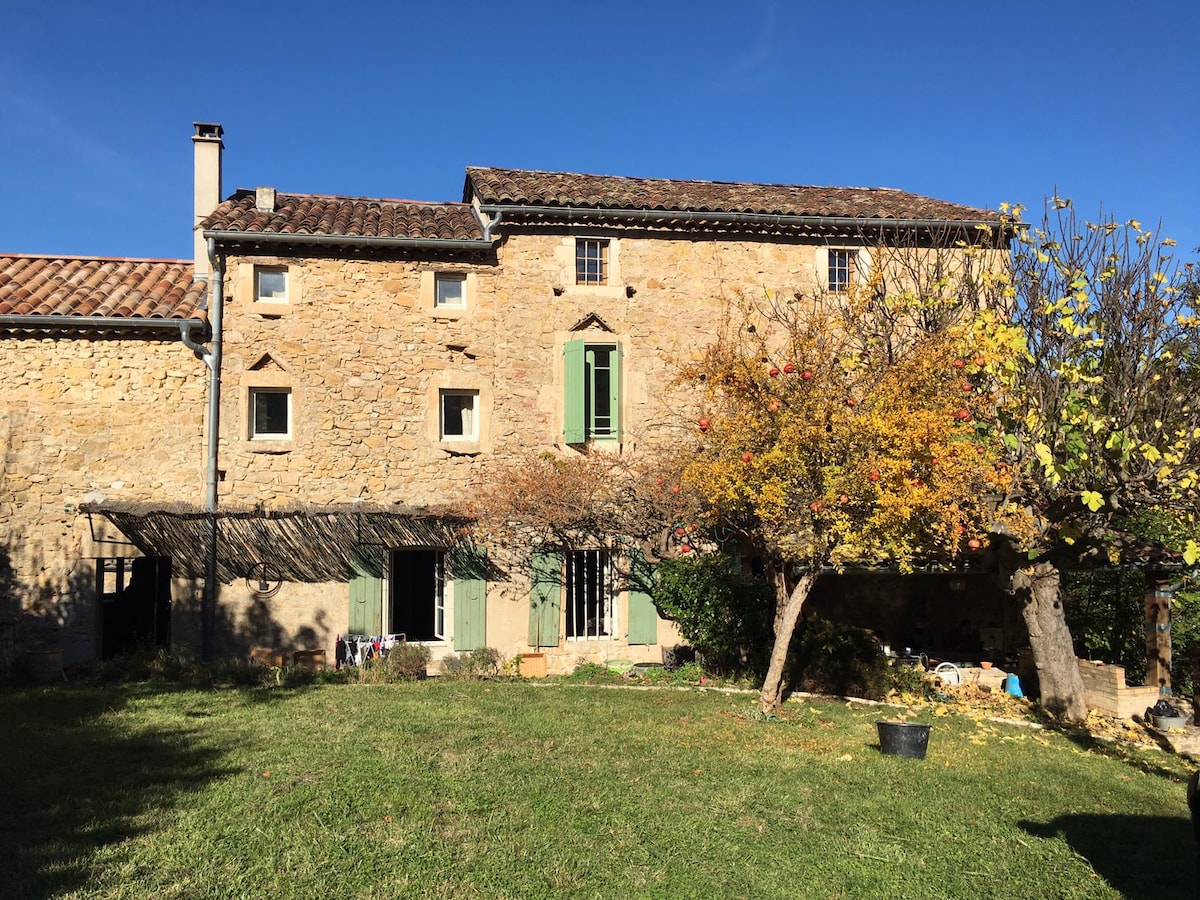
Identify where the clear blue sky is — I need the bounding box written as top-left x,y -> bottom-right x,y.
2,0 -> 1197,260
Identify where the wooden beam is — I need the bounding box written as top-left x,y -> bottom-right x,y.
1144,575 -> 1172,695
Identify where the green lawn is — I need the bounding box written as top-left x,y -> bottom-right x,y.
0,680 -> 1193,899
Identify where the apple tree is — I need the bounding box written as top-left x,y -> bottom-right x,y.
681,281 -> 1032,714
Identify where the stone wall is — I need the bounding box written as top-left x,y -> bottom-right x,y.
0,230 -> 1002,668
0,334 -> 206,663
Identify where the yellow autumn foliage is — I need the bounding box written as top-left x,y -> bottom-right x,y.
682,290 -> 1035,573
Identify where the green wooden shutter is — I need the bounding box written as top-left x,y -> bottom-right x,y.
529,549 -> 562,648
626,548 -> 658,645
610,343 -> 623,441
451,547 -> 487,651
563,339 -> 586,444
349,546 -> 385,635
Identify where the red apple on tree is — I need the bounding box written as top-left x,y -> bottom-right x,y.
742,452 -> 754,463
768,366 -> 780,377
698,416 -> 711,433
801,370 -> 814,381
783,362 -> 796,374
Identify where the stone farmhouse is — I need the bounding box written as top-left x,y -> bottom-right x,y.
0,123 -> 1009,674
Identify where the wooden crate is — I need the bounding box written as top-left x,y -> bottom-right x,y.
249,648 -> 285,669
292,649 -> 327,672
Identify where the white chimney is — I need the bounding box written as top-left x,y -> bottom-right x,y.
192,122 -> 224,279
255,186 -> 276,213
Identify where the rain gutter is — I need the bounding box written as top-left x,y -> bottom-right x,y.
0,314 -> 209,334
200,238 -> 224,662
204,230 -> 493,251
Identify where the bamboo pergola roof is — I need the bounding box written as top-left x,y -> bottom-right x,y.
81,501 -> 475,584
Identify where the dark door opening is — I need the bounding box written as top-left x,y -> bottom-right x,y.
100,556 -> 171,658
389,550 -> 444,641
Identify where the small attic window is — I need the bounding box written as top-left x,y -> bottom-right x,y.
255,267 -> 288,302
576,239 -> 608,286
435,273 -> 466,308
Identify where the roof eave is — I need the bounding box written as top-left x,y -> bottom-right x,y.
204,229 -> 493,252
475,203 -> 1009,236
0,314 -> 209,335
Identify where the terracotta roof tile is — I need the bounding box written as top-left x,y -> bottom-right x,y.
202,190 -> 486,242
465,166 -> 1000,224
0,255 -> 206,319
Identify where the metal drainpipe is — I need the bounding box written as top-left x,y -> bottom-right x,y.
201,238 -> 224,662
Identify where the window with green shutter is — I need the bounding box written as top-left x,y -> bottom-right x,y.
451,546 -> 488,651
529,549 -> 562,648
625,549 -> 658,645
563,339 -> 621,444
349,546 -> 385,635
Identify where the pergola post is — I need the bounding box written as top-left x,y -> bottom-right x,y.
1144,574 -> 1173,696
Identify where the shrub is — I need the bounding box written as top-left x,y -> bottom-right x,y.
358,643 -> 430,683
785,616 -> 888,700
564,662 -> 623,684
652,555 -> 774,677
440,647 -> 503,680
386,643 -> 431,680
887,660 -> 932,699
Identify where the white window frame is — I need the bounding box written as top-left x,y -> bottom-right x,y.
386,550 -> 450,643
565,549 -> 615,640
434,273 -> 467,309
255,266 -> 289,303
439,389 -> 479,441
249,387 -> 292,440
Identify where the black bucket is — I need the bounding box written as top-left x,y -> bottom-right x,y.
876,720 -> 931,759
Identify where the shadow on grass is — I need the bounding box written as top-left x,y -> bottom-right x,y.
0,684 -> 239,899
1019,814 -> 1194,899
1049,723 -> 1193,781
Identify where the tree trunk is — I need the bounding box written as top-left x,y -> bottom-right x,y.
1011,561 -> 1088,722
758,564 -> 816,714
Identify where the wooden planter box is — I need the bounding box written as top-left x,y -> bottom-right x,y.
519,652 -> 548,678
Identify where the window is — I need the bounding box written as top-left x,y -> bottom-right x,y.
435,273 -> 466,308
249,387 -> 291,439
389,550 -> 446,641
563,341 -> 620,443
440,389 -> 479,441
575,239 -> 608,285
565,550 -> 614,639
828,249 -> 854,293
255,267 -> 288,302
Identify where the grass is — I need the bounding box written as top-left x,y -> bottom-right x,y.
0,680 -> 1194,899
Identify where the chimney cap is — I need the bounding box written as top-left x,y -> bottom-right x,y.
255,187 -> 277,213
193,122 -> 224,142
